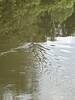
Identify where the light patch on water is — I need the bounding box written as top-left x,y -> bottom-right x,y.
38,75 -> 65,100
15,43 -> 32,49
0,49 -> 16,56
15,93 -> 32,100
55,44 -> 72,48
60,49 -> 72,53
2,90 -> 15,100
56,36 -> 73,44
0,43 -> 32,56
58,55 -> 69,60
4,84 -> 15,88
2,89 -> 32,100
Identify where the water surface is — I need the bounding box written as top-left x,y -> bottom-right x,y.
0,36 -> 75,100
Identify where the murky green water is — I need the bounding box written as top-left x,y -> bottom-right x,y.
0,36 -> 75,100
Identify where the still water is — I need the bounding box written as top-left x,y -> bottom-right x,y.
0,36 -> 75,100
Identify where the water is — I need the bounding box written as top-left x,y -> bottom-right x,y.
0,36 -> 75,100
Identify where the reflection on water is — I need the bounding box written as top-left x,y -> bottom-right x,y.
0,36 -> 75,100
2,89 -> 32,100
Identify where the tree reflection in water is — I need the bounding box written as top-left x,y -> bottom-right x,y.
2,88 -> 32,100
0,41 -> 51,100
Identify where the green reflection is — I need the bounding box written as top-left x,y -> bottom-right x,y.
0,43 -> 47,100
